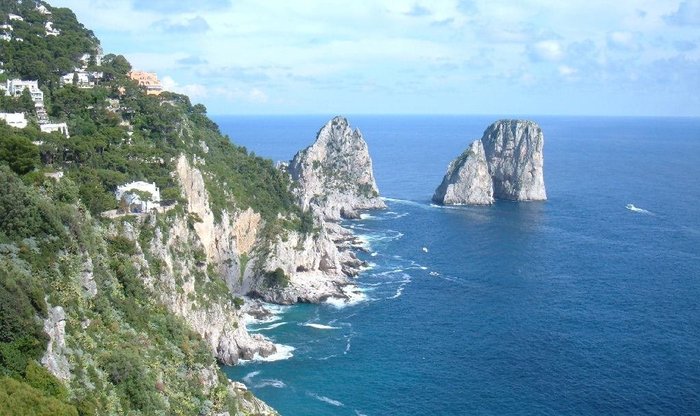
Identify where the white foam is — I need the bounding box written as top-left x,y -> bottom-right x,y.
325,285 -> 369,309
419,266 -> 428,270
626,203 -> 652,214
255,379 -> 286,389
309,392 -> 345,407
303,323 -> 339,330
242,302 -> 290,325
239,343 -> 295,363
242,371 -> 260,384
381,197 -> 425,208
359,213 -> 374,220
370,252 -> 378,257
248,322 -> 287,332
386,280 -> 410,300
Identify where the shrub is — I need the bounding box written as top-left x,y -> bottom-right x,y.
0,376 -> 78,416
264,268 -> 289,288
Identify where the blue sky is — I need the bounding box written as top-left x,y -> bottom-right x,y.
52,0 -> 700,116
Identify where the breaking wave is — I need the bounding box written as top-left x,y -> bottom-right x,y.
248,322 -> 287,332
303,323 -> 339,330
308,392 -> 344,407
239,344 -> 295,364
626,203 -> 652,214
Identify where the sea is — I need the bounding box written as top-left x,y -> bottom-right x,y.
214,115 -> 700,415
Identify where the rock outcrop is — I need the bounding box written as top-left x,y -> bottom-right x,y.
288,116 -> 386,220
41,306 -> 70,381
433,120 -> 546,205
432,140 -> 494,205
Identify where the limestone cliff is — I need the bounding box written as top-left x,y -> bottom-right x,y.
432,140 -> 494,205
288,116 -> 386,220
482,120 -> 546,201
433,120 -> 546,205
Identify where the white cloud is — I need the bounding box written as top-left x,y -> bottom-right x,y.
665,0 -> 700,26
160,76 -> 208,100
529,40 -> 565,61
607,31 -> 640,51
50,0 -> 700,116
558,65 -> 577,76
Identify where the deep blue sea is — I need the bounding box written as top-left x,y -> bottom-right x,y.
214,115 -> 700,415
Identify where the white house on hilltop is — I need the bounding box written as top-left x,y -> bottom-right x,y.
0,112 -> 28,129
115,181 -> 161,213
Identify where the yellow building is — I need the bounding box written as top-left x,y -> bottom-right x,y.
128,71 -> 163,95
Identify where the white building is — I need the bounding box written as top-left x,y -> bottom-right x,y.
60,70 -> 103,88
115,181 -> 161,213
8,14 -> 23,21
5,79 -> 44,102
0,112 -> 28,129
40,122 -> 69,138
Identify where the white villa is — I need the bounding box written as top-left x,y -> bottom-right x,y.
8,14 -> 23,21
40,122 -> 69,137
0,112 -> 28,129
5,79 -> 44,102
60,70 -> 103,88
115,181 -> 161,213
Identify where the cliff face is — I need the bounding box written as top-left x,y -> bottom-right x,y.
482,120 -> 546,201
242,117 -> 386,304
288,116 -> 386,220
433,120 -> 546,205
432,140 -> 494,205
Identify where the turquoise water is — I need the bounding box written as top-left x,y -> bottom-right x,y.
215,115 -> 700,415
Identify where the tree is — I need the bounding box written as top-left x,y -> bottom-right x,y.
0,134 -> 39,175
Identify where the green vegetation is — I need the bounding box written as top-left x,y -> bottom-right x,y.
0,377 -> 78,416
1,2 -> 294,414
0,164 -> 251,414
264,267 -> 290,288
0,1 -> 99,85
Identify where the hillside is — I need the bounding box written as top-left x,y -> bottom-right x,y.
0,1 -> 307,414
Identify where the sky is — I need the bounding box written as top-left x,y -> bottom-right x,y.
51,0 -> 700,116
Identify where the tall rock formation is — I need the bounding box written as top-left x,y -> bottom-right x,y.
288,116 -> 386,220
482,120 -> 547,201
433,120 -> 547,205
432,140 -> 494,205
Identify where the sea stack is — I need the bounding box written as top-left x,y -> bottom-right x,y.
433,120 -> 546,205
288,116 -> 386,220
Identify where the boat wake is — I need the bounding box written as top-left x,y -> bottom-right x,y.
308,392 -> 345,407
626,203 -> 653,215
